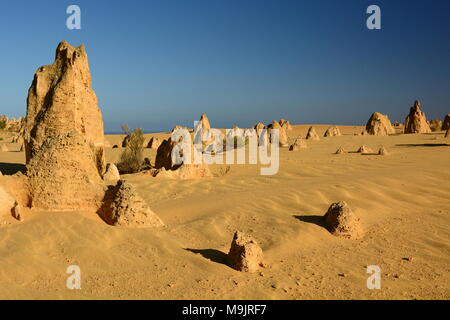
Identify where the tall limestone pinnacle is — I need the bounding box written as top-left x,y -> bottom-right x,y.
24,41 -> 106,210
24,41 -> 106,175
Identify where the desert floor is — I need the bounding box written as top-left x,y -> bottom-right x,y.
0,124 -> 449,299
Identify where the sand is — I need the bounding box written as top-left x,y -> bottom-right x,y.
0,124 -> 449,299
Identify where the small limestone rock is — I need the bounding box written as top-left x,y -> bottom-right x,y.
324,126 -> 341,137
357,145 -> 373,154
289,137 -> 307,151
323,201 -> 363,239
103,163 -> 120,181
378,146 -> 389,155
227,231 -> 264,273
305,126 -> 320,141
147,137 -> 162,149
12,202 -> 23,221
98,180 -> 164,228
429,119 -> 442,132
335,147 -> 346,154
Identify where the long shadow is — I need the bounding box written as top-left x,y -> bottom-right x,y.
294,215 -> 326,228
395,143 -> 449,147
184,248 -> 230,267
0,163 -> 26,175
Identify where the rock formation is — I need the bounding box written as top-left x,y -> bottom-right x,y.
335,147 -> 346,154
357,145 -> 373,154
442,114 -> 450,131
324,126 -> 341,137
227,231 -> 264,273
429,119 -> 442,132
254,122 -> 266,131
24,41 -> 106,175
445,128 -> 449,138
364,112 -> 395,136
289,137 -> 307,151
98,180 -> 164,228
279,119 -> 293,131
404,100 -> 431,134
269,121 -> 288,147
147,137 -> 162,149
378,146 -> 389,155
323,201 -> 363,239
103,163 -> 120,182
12,202 -> 23,221
305,126 -> 320,140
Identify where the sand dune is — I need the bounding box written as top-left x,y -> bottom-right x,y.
0,124 -> 449,299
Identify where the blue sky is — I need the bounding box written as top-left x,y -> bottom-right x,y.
0,0 -> 449,132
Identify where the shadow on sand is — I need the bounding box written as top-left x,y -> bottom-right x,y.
395,143 -> 449,147
0,163 -> 26,175
184,248 -> 230,267
293,215 -> 326,229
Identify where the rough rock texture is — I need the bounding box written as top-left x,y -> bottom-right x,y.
445,128 -> 449,138
0,187 -> 15,216
429,119 -> 442,132
171,125 -> 187,132
323,201 -> 363,239
227,231 -> 264,273
147,137 -> 162,149
305,126 -> 320,140
155,138 -> 179,170
378,146 -> 389,155
24,41 -> 106,175
279,119 -> 293,131
335,147 -> 346,154
103,163 -> 120,182
26,131 -> 105,210
98,180 -> 164,228
324,126 -> 341,137
289,137 -> 307,151
442,115 -> 450,131
404,100 -> 431,134
357,145 -> 373,154
364,112 -> 395,136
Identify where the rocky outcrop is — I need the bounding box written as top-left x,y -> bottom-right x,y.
269,121 -> 288,147
199,113 -> 211,131
429,119 -> 442,132
335,147 -> 346,154
364,112 -> 395,136
323,201 -> 363,239
227,231 -> 264,273
98,180 -> 164,228
378,146 -> 389,155
279,119 -> 293,131
357,145 -> 373,154
404,100 -> 431,134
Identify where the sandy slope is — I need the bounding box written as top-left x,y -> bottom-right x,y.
0,125 -> 449,299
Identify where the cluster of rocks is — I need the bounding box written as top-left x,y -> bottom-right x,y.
0,115 -> 24,132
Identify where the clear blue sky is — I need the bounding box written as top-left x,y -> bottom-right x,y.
0,0 -> 449,132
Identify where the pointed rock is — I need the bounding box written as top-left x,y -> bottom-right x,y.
199,113 -> 211,131
404,100 -> 431,133
442,114 -> 450,131
335,147 -> 346,154
289,137 -> 307,151
99,180 -> 164,228
378,146 -> 389,155
147,137 -> 162,149
364,112 -> 395,136
103,163 -> 120,182
306,126 -> 320,140
227,231 -> 264,273
357,145 -> 373,154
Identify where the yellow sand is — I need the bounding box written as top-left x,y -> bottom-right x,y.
0,125 -> 449,299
